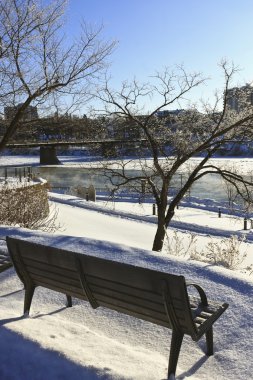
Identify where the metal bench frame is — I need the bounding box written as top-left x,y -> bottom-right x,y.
6,236 -> 228,379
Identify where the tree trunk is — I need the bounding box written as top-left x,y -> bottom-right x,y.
152,220 -> 166,251
152,206 -> 175,252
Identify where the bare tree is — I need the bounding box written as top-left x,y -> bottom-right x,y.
96,62 -> 253,251
0,0 -> 115,151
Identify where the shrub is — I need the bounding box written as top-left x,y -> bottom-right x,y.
0,179 -> 59,231
165,229 -> 250,273
165,230 -> 198,257
203,235 -> 247,270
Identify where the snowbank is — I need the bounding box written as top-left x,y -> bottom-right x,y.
0,227 -> 253,379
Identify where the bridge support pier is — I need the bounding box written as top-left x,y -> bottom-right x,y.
40,146 -> 61,165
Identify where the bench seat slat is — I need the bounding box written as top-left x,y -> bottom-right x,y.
0,254 -> 9,259
0,262 -> 12,273
199,311 -> 212,318
193,304 -> 228,339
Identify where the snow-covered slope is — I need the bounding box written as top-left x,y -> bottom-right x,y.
0,223 -> 252,380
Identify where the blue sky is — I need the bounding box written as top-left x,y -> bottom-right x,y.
66,0 -> 253,108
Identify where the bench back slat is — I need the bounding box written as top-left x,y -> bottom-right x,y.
76,252 -> 196,333
25,264 -> 81,288
7,237 -> 197,336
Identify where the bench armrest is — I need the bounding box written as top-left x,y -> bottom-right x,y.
186,283 -> 208,306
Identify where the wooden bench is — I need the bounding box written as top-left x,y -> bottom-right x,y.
6,236 -> 228,379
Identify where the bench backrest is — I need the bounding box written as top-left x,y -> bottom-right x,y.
7,237 -> 198,336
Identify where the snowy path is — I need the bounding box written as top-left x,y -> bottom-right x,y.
51,193 -> 253,268
56,202 -> 157,250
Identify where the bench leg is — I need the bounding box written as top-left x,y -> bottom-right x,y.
168,330 -> 184,378
205,327 -> 213,356
24,285 -> 35,316
66,295 -> 72,307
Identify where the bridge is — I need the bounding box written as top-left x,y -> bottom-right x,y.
6,138 -> 146,165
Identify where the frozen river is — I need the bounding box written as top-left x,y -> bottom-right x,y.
0,155 -> 253,203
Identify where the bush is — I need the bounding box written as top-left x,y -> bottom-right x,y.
165,230 -> 198,257
165,230 -> 250,273
203,235 -> 247,270
0,180 -> 59,231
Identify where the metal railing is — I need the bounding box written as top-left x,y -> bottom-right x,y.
0,166 -> 34,183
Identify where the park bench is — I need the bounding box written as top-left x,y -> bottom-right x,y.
6,236 -> 228,379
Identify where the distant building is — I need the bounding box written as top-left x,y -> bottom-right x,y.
156,109 -> 184,118
4,104 -> 38,120
226,84 -> 253,112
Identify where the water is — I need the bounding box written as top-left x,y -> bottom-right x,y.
37,165 -> 226,202
0,163 -> 239,203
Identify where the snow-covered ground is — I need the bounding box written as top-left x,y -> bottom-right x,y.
49,192 -> 253,269
1,154 -> 253,379
2,153 -> 253,174
0,192 -> 253,379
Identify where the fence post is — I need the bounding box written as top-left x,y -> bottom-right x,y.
141,179 -> 146,195
244,217 -> 247,230
28,167 -> 31,182
152,204 -> 156,215
218,208 -> 221,218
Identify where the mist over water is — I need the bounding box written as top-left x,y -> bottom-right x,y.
0,156 -> 250,204
37,166 -> 227,202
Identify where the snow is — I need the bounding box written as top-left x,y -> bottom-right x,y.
49,192 -> 253,269
1,155 -> 253,379
2,153 -> 253,173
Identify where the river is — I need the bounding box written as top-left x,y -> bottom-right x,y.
0,156 -> 252,203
